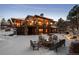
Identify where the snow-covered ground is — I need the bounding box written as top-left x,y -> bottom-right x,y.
0,30 -> 72,55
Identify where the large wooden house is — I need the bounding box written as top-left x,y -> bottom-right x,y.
24,15 -> 57,35
11,15 -> 58,35
11,18 -> 24,27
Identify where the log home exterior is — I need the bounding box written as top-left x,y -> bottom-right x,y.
24,15 -> 57,35
11,15 -> 58,35
11,18 -> 24,28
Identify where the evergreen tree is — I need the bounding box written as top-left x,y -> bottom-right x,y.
57,18 -> 65,33
67,5 -> 79,31
1,18 -> 6,29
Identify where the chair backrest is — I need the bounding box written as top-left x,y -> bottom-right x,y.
54,39 -> 65,48
60,39 -> 65,45
30,40 -> 33,46
53,35 -> 58,40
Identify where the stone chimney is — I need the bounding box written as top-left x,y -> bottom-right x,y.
40,13 -> 44,17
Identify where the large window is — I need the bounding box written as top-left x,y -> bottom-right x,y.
39,29 -> 43,33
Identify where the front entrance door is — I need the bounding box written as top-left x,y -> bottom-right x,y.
28,27 -> 36,35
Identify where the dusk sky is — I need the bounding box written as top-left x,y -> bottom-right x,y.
0,4 -> 76,21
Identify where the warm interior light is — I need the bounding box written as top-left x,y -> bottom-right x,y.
46,22 -> 49,25
39,29 -> 43,32
46,29 -> 48,33
29,23 -> 32,25
16,23 -> 20,27
29,20 -> 34,25
38,21 -> 42,25
50,22 -> 53,25
38,21 -> 41,24
31,20 -> 34,23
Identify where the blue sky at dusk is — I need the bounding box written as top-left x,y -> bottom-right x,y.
0,4 -> 76,21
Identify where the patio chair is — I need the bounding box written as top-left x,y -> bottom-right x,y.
49,39 -> 65,52
30,40 -> 39,50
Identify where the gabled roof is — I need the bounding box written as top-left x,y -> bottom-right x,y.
34,15 -> 55,22
11,18 -> 24,22
25,15 -> 55,23
34,15 -> 53,20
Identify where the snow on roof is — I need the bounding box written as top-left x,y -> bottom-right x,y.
11,18 -> 25,20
